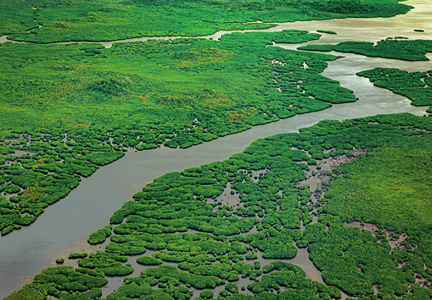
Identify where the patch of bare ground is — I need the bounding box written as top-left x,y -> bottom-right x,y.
412,277 -> 430,289
297,148 -> 368,223
215,181 -> 241,208
409,127 -> 431,134
344,221 -> 408,252
296,148 -> 420,272
298,148 -> 368,191
343,211 -> 431,290
214,169 -> 267,211
373,284 -> 379,295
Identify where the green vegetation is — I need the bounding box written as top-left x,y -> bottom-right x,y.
358,68 -> 432,111
299,38 -> 432,61
79,251 -> 134,276
87,225 -> 112,245
3,1 -> 431,299
68,253 -> 88,259
316,30 -> 337,35
137,256 -> 163,266
0,29 -> 362,235
7,266 -> 106,300
324,132 -> 432,231
0,30 -> 352,135
9,113 -> 432,299
0,0 -> 411,43
0,129 -> 125,236
55,258 -> 64,264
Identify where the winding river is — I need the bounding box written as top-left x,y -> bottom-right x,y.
1,0 -> 431,297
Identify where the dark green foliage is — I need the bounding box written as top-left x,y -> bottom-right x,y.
324,133 -> 432,231
106,282 -> 181,300
0,29 -> 360,234
308,223 -> 409,296
246,230 -> 298,259
142,265 -> 224,289
78,251 -> 133,276
87,78 -> 131,97
299,39 -> 432,61
87,225 -> 112,245
21,114 -> 429,299
200,289 -> 214,299
358,68 -> 432,109
5,266 -> 106,300
0,130 -> 125,235
5,284 -> 47,300
0,0 -> 410,43
136,256 -> 163,265
316,30 -> 337,35
68,253 -> 88,259
226,282 -> 239,294
247,261 -> 339,299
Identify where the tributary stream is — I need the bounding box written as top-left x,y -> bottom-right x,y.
0,0 -> 431,297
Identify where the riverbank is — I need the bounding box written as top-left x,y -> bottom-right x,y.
2,23 -> 430,298
9,113 -> 432,299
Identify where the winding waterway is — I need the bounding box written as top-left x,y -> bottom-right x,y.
1,0 -> 431,297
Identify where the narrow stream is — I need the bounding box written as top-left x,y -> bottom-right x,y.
1,0 -> 431,297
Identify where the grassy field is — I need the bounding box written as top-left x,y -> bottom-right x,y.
0,0 -> 412,43
0,29 -> 363,235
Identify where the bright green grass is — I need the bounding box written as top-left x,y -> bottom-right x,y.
0,30 -> 361,235
0,30 -> 352,134
0,0 -> 412,43
325,134 -> 432,232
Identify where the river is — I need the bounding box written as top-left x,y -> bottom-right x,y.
1,0 -> 431,297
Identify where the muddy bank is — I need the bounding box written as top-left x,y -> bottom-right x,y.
344,221 -> 408,252
298,148 -> 368,225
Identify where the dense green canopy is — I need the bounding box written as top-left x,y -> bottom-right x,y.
0,0 -> 411,43
8,114 -> 432,299
0,29 -> 360,235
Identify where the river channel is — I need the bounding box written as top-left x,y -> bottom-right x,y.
1,0 -> 431,297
